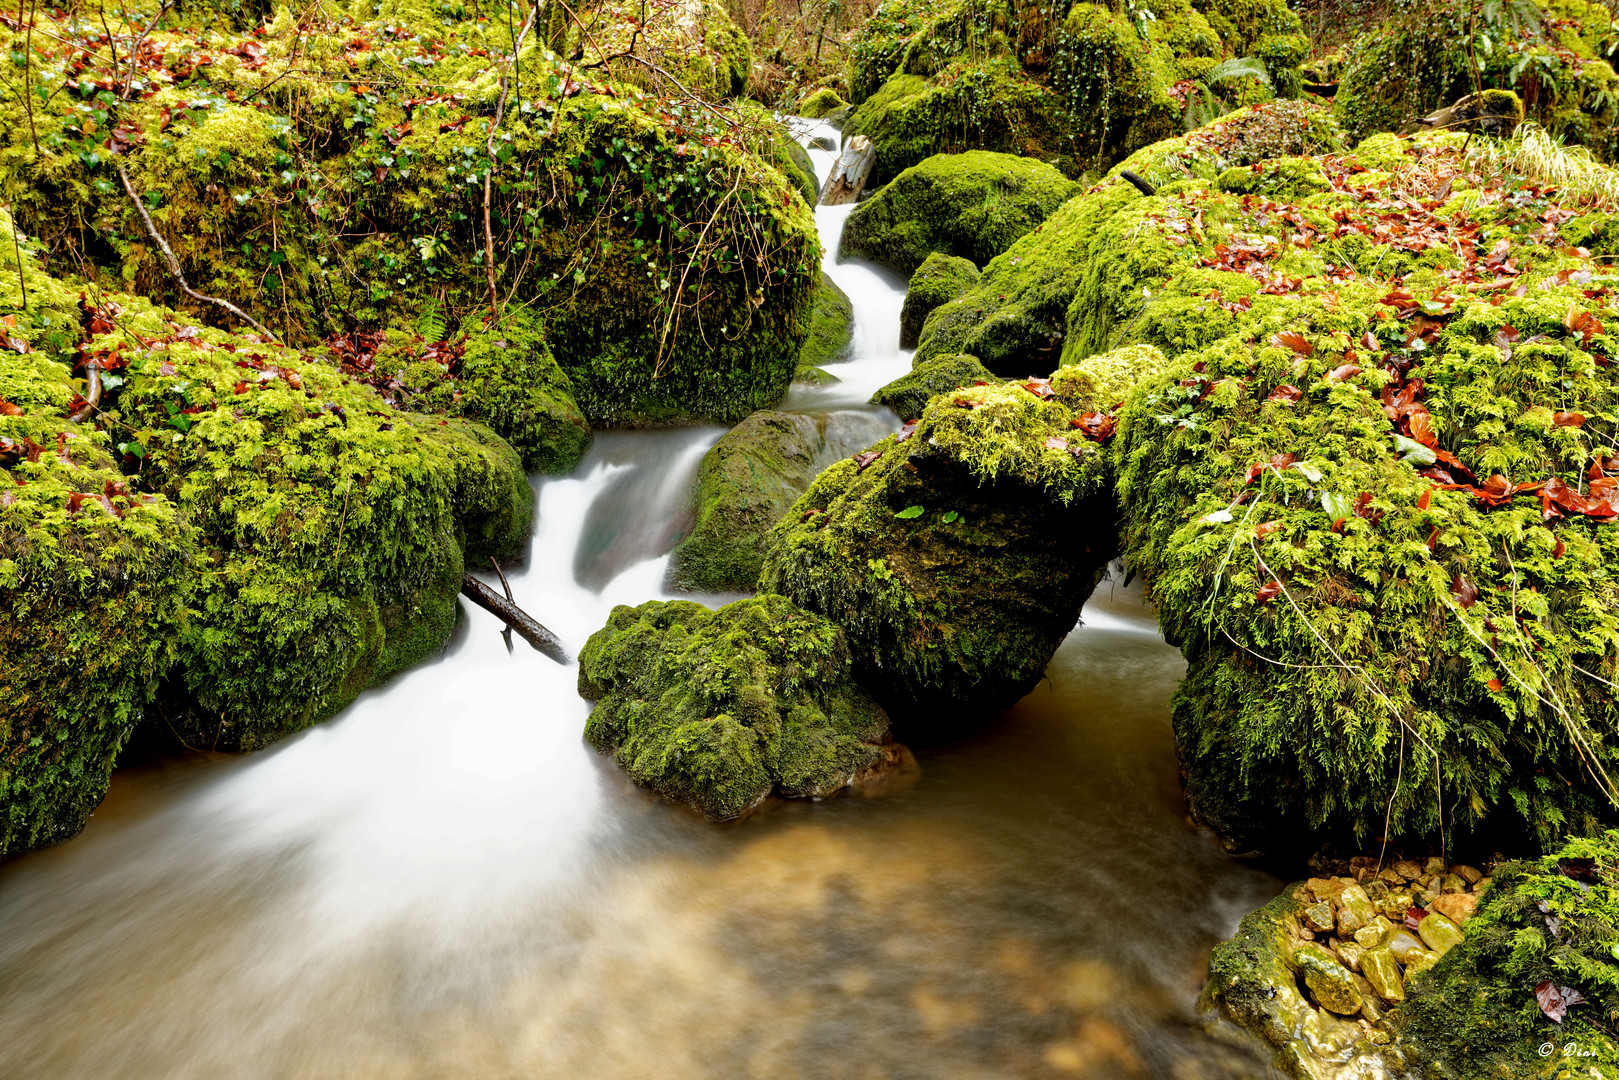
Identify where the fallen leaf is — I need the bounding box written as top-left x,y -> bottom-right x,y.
852,450 -> 882,471
1325,364 -> 1362,382
1256,578 -> 1283,603
1269,330 -> 1314,356
1451,574 -> 1480,608
1557,857 -> 1600,884
1487,678 -> 1503,692
1536,981 -> 1587,1024
1417,488 -> 1431,510
1553,411 -> 1587,427
1267,384 -> 1303,404
1043,435 -> 1069,451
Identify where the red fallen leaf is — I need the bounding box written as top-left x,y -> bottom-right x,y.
1554,538 -> 1566,557
1427,525 -> 1439,550
1021,378 -> 1054,400
1256,578 -> 1283,603
1557,857 -> 1601,884
1487,677 -> 1503,692
234,382 -> 248,394
1553,411 -> 1586,427
1433,448 -> 1476,483
1072,412 -> 1117,441
1330,517 -> 1348,534
1325,364 -> 1362,382
1043,436 -> 1069,451
1267,384 -> 1303,403
158,362 -> 177,376
1255,520 -> 1281,537
1363,329 -> 1381,352
1404,906 -> 1428,932
800,507 -> 823,521
0,398 -> 22,416
1451,575 -> 1480,607
1269,330 -> 1314,356
852,450 -> 883,472
895,419 -> 919,442
1408,408 -> 1437,447
1537,981 -> 1587,1024
953,397 -> 975,409
1417,488 -> 1431,510
1353,491 -> 1382,524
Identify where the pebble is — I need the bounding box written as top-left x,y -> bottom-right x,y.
1294,942 -> 1363,1015
1337,885 -> 1376,937
1403,948 -> 1439,977
1360,946 -> 1405,1003
1417,912 -> 1465,956
1335,940 -> 1365,972
1387,930 -> 1427,965
1423,856 -> 1447,877
1375,889 -> 1414,920
1453,864 -> 1483,885
1392,859 -> 1425,881
1302,900 -> 1336,933
1430,891 -> 1477,925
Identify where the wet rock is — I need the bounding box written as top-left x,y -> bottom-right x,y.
1336,885 -> 1376,937
798,87 -> 848,120
1428,892 -> 1477,926
798,272 -> 854,372
669,410 -> 891,593
1334,940 -> 1364,972
1453,864 -> 1483,885
1416,913 -> 1464,957
1294,943 -> 1362,1015
1439,873 -> 1465,893
1423,856 -> 1447,877
899,254 -> 979,350
1307,877 -> 1348,906
1375,890 -> 1413,921
1392,860 -> 1424,881
1359,947 -> 1404,1004
1302,901 -> 1335,934
1353,916 -> 1394,950
1387,931 -> 1427,966
870,353 -> 998,421
1402,949 -> 1439,978
578,594 -> 895,819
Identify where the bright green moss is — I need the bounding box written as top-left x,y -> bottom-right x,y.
871,351 -> 998,419
799,87 -> 849,118
899,253 -> 980,350
839,150 -> 1080,275
759,368 -> 1124,716
577,594 -> 891,819
1399,832 -> 1619,1076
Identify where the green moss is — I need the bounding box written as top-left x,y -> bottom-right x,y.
1199,884 -> 1315,1054
870,350 -> 997,419
799,271 -> 854,371
760,369 -> 1125,715
668,410 -> 831,593
839,150 -> 1080,275
799,87 -> 850,118
577,594 -> 891,818
408,308 -> 592,475
1399,832 -> 1619,1077
1332,0 -> 1619,156
900,253 -> 980,349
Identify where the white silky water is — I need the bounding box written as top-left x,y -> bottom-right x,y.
0,121 -> 1281,1080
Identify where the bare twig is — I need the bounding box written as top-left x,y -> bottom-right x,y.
116,162 -> 279,340
483,0 -> 541,318
460,573 -> 570,664
120,0 -> 172,99
66,356 -> 101,421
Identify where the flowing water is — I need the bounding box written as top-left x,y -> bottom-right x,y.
0,121 -> 1284,1079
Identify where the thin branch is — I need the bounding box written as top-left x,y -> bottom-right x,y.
460,573 -> 570,664
116,162 -> 279,340
483,0 -> 541,318
120,0 -> 172,100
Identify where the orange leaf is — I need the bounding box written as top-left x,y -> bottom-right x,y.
1487,678 -> 1503,693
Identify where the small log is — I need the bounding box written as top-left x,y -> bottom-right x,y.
460,573 -> 571,665
820,135 -> 875,206
1119,170 -> 1156,197
66,356 -> 101,422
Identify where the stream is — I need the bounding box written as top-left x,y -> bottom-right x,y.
0,119 -> 1284,1079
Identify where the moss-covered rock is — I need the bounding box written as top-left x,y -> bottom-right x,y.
577,594 -> 894,818
1332,0 -> 1619,158
1398,831 -> 1619,1077
870,350 -> 997,418
799,88 -> 850,118
839,151 -> 1080,275
669,410 -> 836,592
760,359 -> 1130,716
2,247 -> 533,856
0,9 -> 820,429
842,0 -> 1308,182
899,254 -> 980,349
799,272 -> 855,371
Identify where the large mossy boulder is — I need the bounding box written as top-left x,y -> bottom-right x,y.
870,351 -> 998,419
669,409 -> 891,592
838,151 -> 1080,275
899,254 -> 979,349
1332,0 -> 1619,158
842,0 -> 1307,182
1,249 -> 532,858
759,358 -> 1138,716
0,7 -> 820,429
913,101 -> 1345,373
577,595 -> 895,819
798,272 -> 855,372
1398,831 -> 1619,1076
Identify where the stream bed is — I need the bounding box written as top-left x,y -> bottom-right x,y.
0,120 -> 1284,1080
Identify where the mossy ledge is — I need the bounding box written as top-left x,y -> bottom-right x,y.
577,595 -> 898,819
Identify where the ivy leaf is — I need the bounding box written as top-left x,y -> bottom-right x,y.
942,510 -> 959,523
895,505 -> 924,519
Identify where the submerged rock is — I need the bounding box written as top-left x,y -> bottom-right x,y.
899,254 -> 979,350
577,595 -> 897,819
839,151 -> 1079,276
668,409 -> 891,593
760,356 -> 1137,717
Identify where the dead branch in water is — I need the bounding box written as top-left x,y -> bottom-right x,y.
460,573 -> 571,664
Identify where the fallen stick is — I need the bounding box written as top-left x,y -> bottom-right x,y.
460,573 -> 570,664
1119,170 -> 1156,197
66,356 -> 100,421
116,162 -> 279,340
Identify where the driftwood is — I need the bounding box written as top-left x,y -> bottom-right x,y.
1119,170 -> 1156,197
460,573 -> 571,664
820,135 -> 875,206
